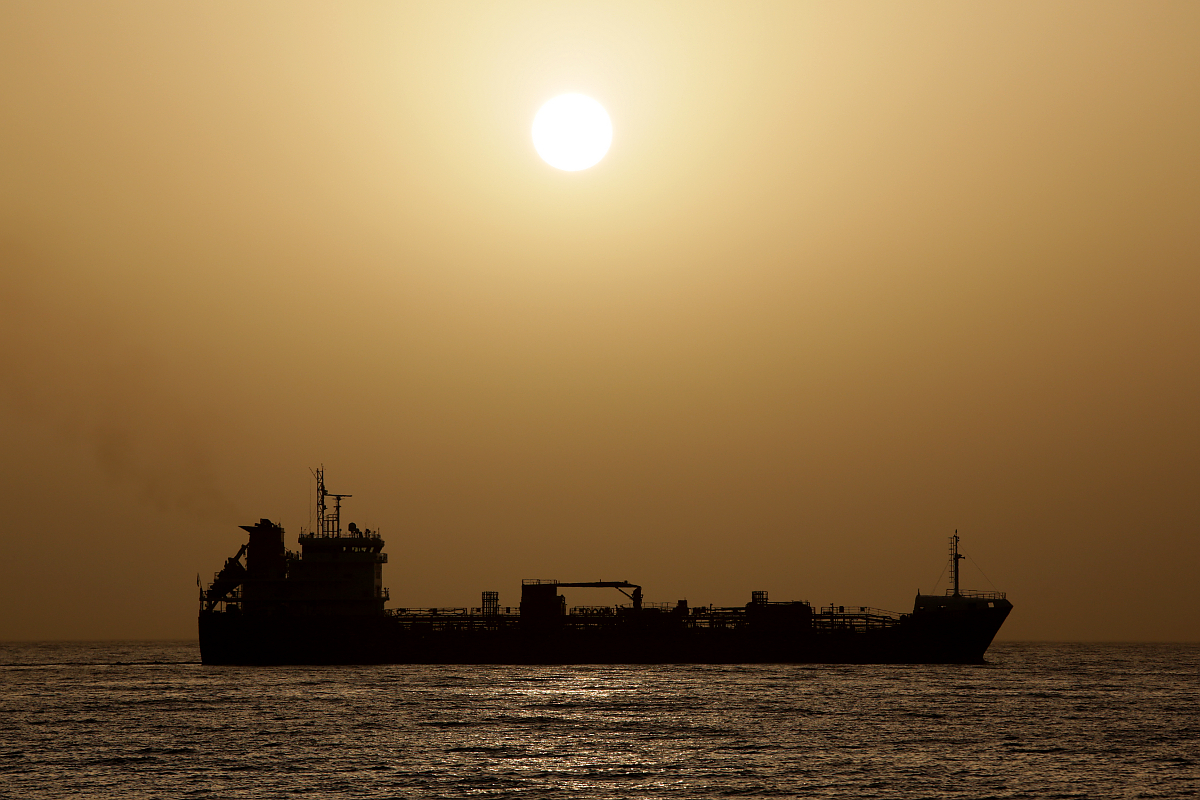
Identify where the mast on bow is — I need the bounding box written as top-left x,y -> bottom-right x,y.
950,530 -> 965,597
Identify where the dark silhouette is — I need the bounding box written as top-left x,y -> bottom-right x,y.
198,471 -> 1012,665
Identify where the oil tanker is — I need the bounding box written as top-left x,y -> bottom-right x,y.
198,470 -> 1012,665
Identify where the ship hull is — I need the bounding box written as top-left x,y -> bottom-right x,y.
198,603 -> 1011,666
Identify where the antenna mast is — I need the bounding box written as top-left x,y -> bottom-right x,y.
312,465 -> 352,537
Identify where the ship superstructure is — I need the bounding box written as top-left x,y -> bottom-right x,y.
202,469 -> 386,619
199,471 -> 1012,665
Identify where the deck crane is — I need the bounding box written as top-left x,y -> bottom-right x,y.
554,581 -> 643,610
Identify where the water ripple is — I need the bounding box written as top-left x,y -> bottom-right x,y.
0,642 -> 1197,798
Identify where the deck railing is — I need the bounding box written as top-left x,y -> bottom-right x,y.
374,602 -> 910,633
299,530 -> 383,541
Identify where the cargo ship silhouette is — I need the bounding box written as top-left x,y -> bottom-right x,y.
198,469 -> 1012,665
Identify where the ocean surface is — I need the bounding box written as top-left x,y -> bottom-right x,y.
1,642 -> 1196,799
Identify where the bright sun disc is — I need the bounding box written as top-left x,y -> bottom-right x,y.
532,94 -> 612,171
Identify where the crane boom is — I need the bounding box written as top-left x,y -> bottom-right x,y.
553,581 -> 643,610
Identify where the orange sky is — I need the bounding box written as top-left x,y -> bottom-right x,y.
2,2 -> 1197,641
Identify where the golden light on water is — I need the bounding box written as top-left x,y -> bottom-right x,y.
531,93 -> 612,171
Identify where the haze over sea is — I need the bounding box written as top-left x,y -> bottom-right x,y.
2,642 -> 1196,799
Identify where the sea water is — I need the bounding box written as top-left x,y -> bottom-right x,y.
1,642 -> 1196,799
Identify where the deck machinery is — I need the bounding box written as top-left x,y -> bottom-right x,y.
199,471 -> 1012,665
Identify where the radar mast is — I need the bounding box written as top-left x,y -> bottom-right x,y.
312,465 -> 352,537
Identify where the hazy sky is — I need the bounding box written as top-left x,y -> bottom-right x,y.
2,2 -> 1197,641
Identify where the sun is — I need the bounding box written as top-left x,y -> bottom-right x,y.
531,94 -> 612,172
